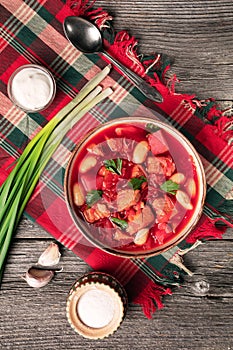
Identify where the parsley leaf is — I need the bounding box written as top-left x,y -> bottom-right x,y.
146,123 -> 161,133
103,158 -> 122,175
110,217 -> 128,230
86,190 -> 103,207
160,180 -> 179,195
129,176 -> 147,190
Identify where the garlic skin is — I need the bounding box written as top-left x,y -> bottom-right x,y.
23,267 -> 54,288
38,242 -> 61,266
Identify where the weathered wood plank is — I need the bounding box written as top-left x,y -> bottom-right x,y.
1,233 -> 233,350
96,0 -> 233,99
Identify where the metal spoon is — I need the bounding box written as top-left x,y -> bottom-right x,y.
63,16 -> 163,103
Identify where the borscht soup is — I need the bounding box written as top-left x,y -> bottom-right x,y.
65,118 -> 205,257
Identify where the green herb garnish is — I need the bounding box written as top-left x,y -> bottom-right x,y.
160,180 -> 179,195
129,176 -> 147,190
104,158 -> 122,175
146,123 -> 161,133
110,217 -> 128,230
86,190 -> 103,207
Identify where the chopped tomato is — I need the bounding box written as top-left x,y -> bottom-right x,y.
96,175 -> 103,190
98,166 -> 107,176
131,164 -> 145,178
148,132 -> 169,155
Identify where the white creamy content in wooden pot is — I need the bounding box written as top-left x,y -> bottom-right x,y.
77,288 -> 115,328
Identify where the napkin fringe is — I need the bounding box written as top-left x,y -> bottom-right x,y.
133,280 -> 172,319
186,214 -> 225,244
66,0 -> 95,16
67,0 -> 113,28
194,99 -> 233,144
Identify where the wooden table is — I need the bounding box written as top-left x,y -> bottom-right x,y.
0,1 -> 233,349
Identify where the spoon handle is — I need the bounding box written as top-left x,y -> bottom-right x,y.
102,51 -> 163,103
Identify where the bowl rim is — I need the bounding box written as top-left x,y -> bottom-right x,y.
64,116 -> 206,258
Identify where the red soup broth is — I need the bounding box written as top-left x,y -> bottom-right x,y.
69,121 -> 201,254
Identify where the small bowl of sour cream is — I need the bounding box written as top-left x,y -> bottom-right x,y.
7,64 -> 56,112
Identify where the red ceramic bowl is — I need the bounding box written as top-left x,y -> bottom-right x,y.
64,117 -> 206,258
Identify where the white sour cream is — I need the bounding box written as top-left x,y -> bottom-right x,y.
9,65 -> 55,111
77,289 -> 115,328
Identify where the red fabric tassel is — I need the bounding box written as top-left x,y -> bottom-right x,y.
215,115 -> 233,143
107,31 -> 146,74
66,0 -> 96,16
204,102 -> 233,143
133,280 -> 172,319
66,0 -> 112,28
186,214 -> 226,244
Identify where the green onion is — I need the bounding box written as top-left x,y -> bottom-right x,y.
0,65 -> 113,287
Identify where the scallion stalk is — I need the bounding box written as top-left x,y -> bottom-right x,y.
0,65 -> 113,287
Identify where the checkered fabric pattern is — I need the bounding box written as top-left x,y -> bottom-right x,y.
1,0 -> 232,317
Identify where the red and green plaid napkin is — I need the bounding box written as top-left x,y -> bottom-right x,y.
1,0 -> 232,318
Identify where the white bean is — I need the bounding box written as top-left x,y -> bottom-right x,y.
79,156 -> 97,173
132,141 -> 149,164
186,178 -> 197,198
134,228 -> 149,245
170,172 -> 185,184
73,183 -> 85,206
176,190 -> 193,210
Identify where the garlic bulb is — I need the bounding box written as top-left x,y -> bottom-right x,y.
23,267 -> 54,288
38,242 -> 61,266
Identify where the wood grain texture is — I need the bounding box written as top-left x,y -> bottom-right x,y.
0,1 -> 233,350
97,0 -> 233,100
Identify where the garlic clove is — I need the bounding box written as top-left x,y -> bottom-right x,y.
38,242 -> 61,267
23,267 -> 54,288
